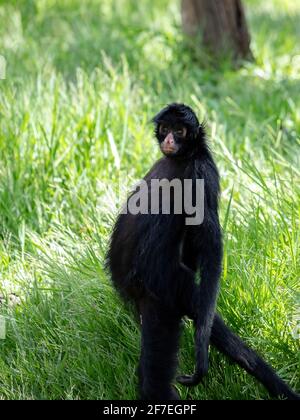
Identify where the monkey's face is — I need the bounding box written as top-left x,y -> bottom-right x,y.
152,103 -> 201,158
158,123 -> 188,156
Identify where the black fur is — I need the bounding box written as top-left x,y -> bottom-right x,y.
106,103 -> 299,400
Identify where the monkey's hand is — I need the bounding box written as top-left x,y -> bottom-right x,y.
176,366 -> 208,386
176,369 -> 208,387
176,354 -> 209,387
176,374 -> 202,387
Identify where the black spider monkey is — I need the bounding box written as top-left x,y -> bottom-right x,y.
107,103 -> 299,400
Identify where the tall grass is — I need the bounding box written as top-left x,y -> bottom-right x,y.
0,0 -> 299,399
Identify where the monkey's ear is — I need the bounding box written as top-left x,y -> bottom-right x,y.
197,124 -> 206,140
151,115 -> 159,125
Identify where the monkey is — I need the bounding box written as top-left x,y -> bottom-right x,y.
106,103 -> 299,400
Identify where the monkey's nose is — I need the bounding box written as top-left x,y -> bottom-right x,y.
165,133 -> 175,145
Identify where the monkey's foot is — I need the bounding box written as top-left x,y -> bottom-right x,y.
140,386 -> 180,400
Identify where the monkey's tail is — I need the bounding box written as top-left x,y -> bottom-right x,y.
211,314 -> 300,400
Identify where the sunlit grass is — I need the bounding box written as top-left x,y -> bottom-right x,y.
0,0 -> 299,400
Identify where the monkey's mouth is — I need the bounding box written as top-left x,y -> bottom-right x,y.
161,146 -> 179,155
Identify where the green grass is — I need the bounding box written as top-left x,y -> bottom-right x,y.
0,0 -> 299,400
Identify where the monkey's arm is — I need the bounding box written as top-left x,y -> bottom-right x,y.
178,219 -> 222,386
178,157 -> 223,386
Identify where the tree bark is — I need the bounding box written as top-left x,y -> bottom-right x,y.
181,0 -> 252,61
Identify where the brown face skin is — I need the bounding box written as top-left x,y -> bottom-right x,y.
159,124 -> 188,156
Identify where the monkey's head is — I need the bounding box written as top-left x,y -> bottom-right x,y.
152,103 -> 204,158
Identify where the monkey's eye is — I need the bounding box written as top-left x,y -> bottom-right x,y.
159,125 -> 169,136
174,127 -> 187,138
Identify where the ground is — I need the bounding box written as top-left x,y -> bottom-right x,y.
0,0 -> 299,400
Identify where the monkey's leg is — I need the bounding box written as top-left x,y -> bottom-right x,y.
210,314 -> 300,400
139,298 -> 181,400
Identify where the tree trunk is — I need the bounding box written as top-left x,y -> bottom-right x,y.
181,0 -> 252,61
